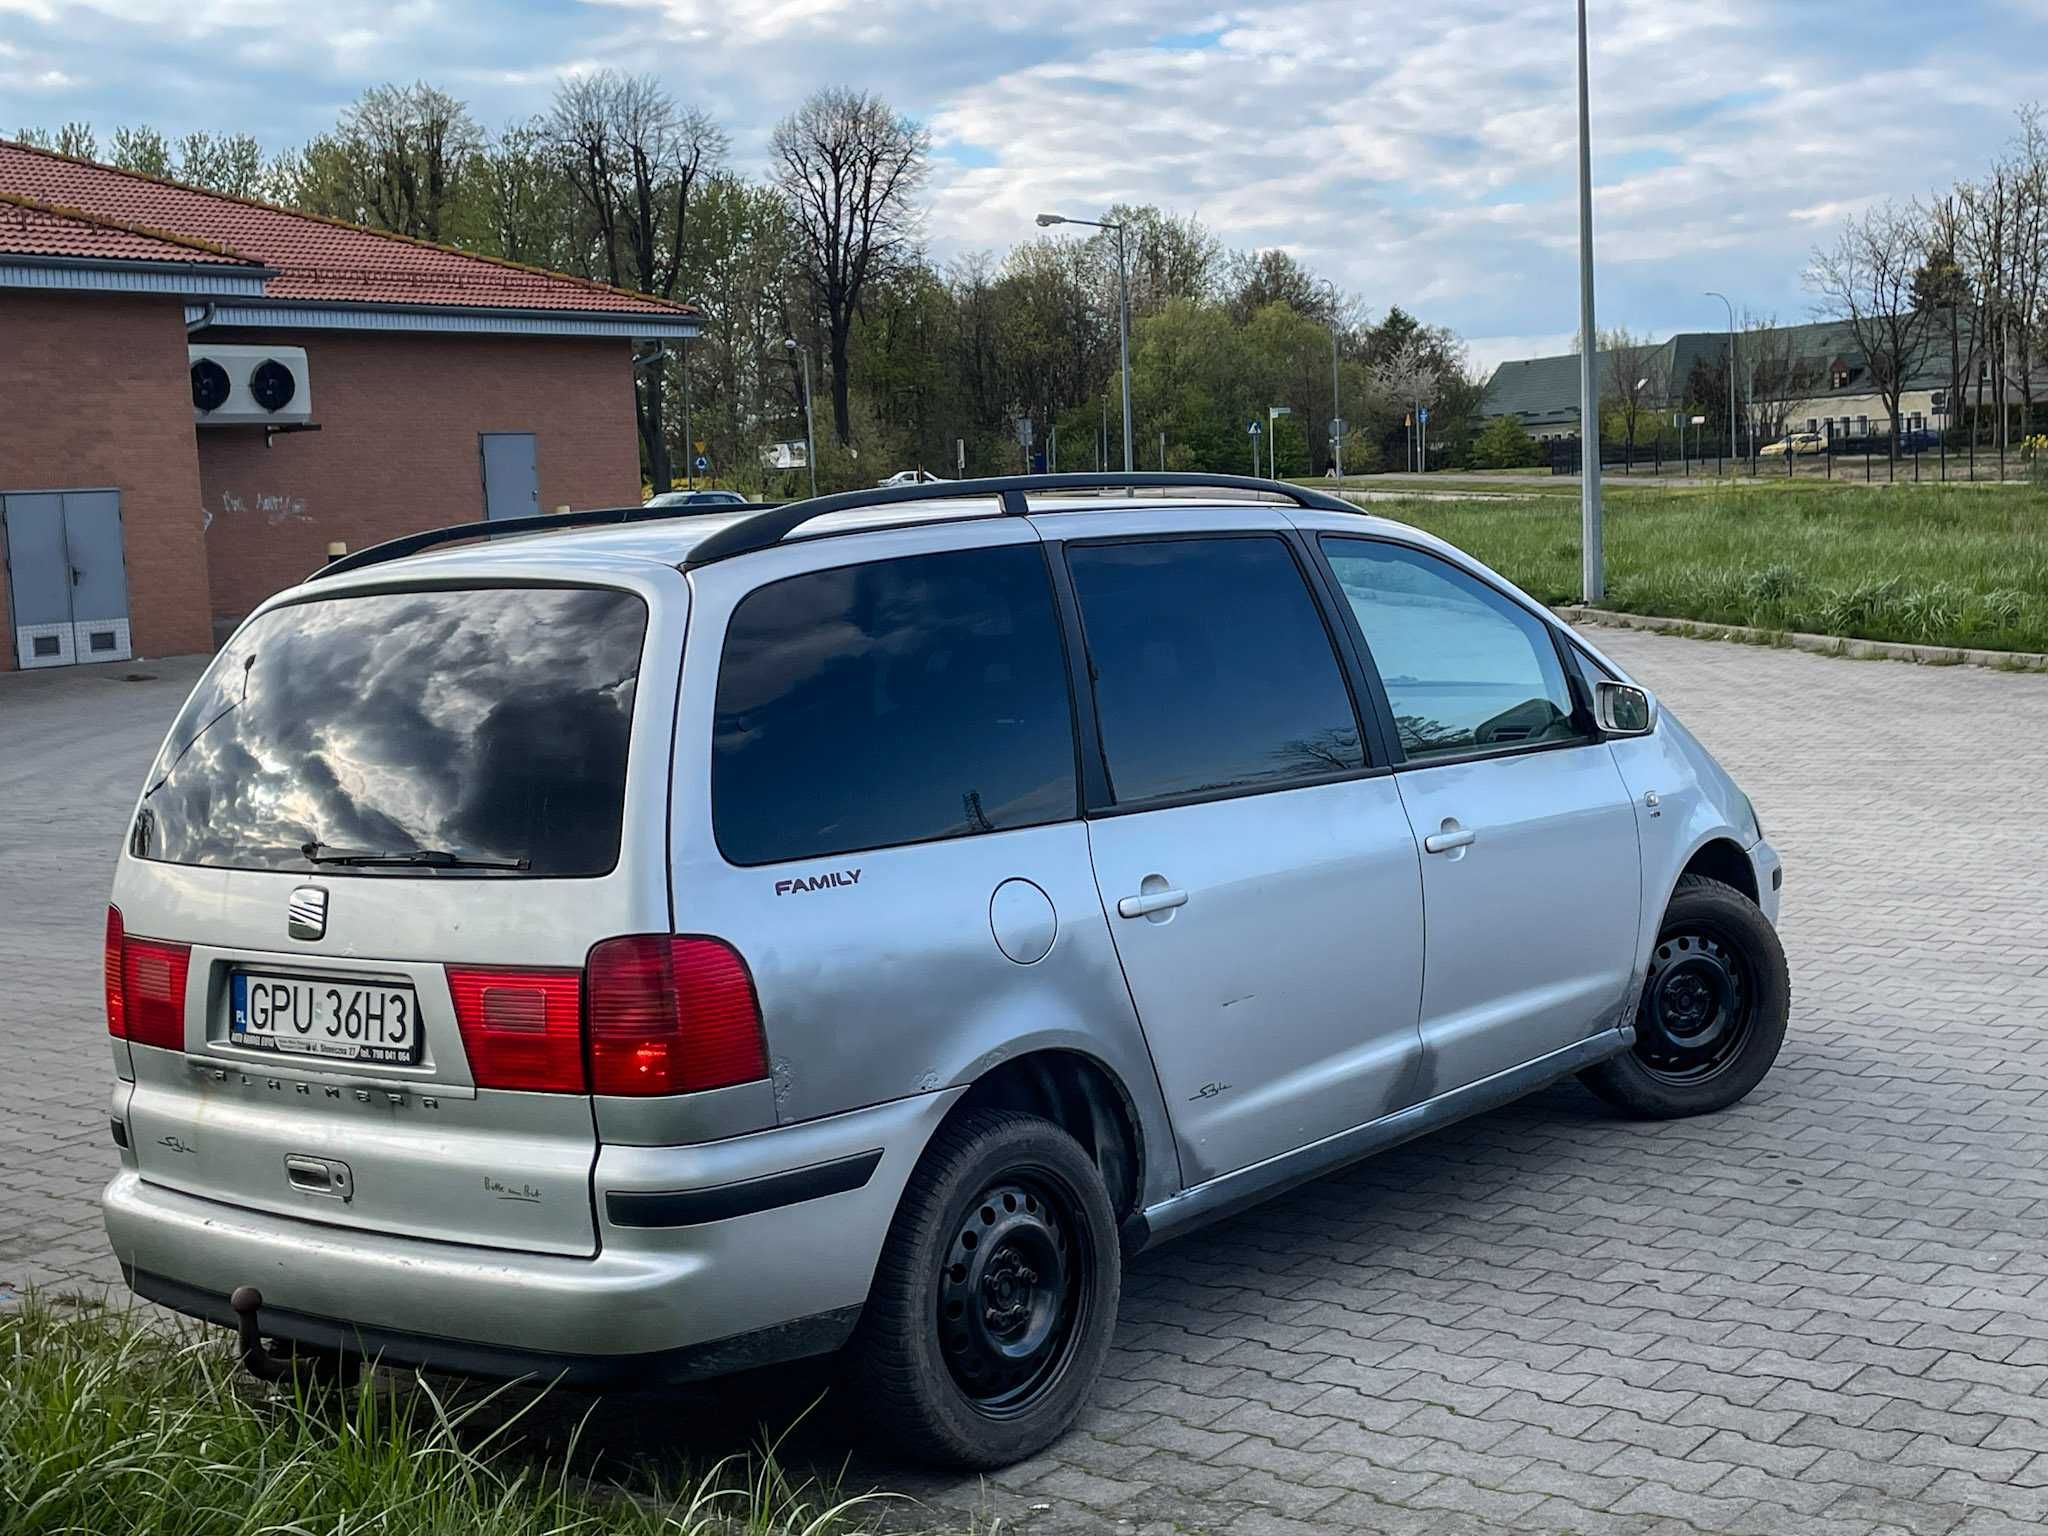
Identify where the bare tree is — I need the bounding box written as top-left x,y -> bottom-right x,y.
1738,314 -> 1818,446
342,84 -> 480,239
772,88 -> 929,446
548,71 -> 726,491
1373,338 -> 1439,467
2006,105 -> 2047,436
1915,196 -> 1973,440
1601,327 -> 1668,457
1806,200 -> 1934,450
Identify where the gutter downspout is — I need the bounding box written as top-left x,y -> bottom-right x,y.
186,303 -> 217,334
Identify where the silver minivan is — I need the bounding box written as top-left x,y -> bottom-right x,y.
102,474 -> 1788,1468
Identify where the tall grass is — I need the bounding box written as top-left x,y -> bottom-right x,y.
0,1298 -> 910,1536
1377,481 -> 2048,653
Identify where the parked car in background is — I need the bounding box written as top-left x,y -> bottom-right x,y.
1760,432 -> 1824,458
101,473 -> 1788,1471
878,469 -> 947,488
1898,428 -> 1942,453
645,489 -> 749,509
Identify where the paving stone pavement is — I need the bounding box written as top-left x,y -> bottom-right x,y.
6,630 -> 2048,1535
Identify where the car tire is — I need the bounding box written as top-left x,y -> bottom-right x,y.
1580,873 -> 1789,1119
844,1107 -> 1120,1469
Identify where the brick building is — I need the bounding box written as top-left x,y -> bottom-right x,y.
0,140 -> 697,671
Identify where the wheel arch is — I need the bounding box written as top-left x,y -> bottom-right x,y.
940,1048 -> 1148,1227
1675,835 -> 1759,907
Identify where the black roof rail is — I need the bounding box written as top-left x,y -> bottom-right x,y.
680,472 -> 1360,568
311,500 -> 787,580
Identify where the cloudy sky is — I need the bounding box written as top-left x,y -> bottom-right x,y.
5,0 -> 2045,373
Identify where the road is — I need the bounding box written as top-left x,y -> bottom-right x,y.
5,630 -> 2048,1535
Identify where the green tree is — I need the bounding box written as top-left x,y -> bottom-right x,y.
1471,414 -> 1540,469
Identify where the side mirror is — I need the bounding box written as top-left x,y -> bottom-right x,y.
1594,680 -> 1656,737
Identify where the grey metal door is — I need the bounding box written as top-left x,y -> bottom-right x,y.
4,493 -> 73,668
3,489 -> 131,668
62,490 -> 132,662
479,432 -> 540,521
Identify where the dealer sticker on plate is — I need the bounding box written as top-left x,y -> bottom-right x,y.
230,973 -> 419,1064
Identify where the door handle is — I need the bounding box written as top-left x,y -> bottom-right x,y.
1117,888 -> 1188,919
1423,827 -> 1476,855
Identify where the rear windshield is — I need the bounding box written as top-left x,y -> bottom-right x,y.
131,586 -> 647,878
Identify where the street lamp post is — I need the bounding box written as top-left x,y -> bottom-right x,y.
1268,405 -> 1291,478
1705,290 -> 1738,461
784,336 -> 817,500
1575,0 -> 1604,604
1323,279 -> 1344,481
1038,212 -> 1132,472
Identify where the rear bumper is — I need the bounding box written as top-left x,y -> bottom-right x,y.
104,1086 -> 960,1377
128,1265 -> 861,1387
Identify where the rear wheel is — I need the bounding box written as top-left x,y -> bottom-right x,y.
1581,873 -> 1789,1118
845,1108 -> 1119,1468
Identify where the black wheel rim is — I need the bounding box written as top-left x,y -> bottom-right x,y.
1634,925 -> 1758,1084
936,1171 -> 1094,1419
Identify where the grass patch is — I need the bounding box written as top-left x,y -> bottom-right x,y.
0,1297 -> 915,1536
1358,480 -> 2048,654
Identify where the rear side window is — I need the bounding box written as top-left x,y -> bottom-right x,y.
132,586 -> 647,877
712,544 -> 1077,866
1066,536 -> 1365,805
1321,537 -> 1582,760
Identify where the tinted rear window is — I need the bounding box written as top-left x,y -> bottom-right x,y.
712,544 -> 1077,865
1066,537 -> 1366,804
131,587 -> 647,877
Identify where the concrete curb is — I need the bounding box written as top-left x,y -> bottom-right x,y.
1553,605 -> 2048,673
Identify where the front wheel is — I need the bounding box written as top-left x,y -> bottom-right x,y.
1581,873 -> 1790,1118
844,1108 -> 1120,1468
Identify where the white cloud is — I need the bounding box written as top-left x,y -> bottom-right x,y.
8,0 -> 2046,355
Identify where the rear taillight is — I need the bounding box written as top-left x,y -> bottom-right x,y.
105,906 -> 125,1040
586,935 -> 768,1097
105,904 -> 191,1051
445,966 -> 585,1093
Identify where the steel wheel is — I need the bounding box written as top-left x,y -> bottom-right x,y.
1634,927 -> 1757,1084
935,1173 -> 1094,1419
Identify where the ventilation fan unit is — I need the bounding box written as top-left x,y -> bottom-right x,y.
189,345 -> 313,426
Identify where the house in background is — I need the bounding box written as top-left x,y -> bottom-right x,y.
0,139 -> 698,672
1478,322 -> 1977,449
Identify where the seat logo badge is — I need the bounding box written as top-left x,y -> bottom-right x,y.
287,886 -> 328,940
774,868 -> 861,896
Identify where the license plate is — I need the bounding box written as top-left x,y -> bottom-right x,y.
230,974 -> 420,1064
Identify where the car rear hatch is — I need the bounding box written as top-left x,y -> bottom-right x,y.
109,575 -> 679,1258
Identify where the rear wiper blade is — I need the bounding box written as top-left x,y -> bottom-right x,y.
300,842 -> 529,871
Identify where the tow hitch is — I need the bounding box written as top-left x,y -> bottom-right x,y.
230,1285 -> 360,1388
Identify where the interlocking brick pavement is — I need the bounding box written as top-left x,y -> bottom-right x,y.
6,629 -> 2048,1535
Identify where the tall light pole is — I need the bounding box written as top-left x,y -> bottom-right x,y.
1323,279 -> 1344,481
680,336 -> 693,489
1039,212 -> 1132,472
784,336 -> 817,500
1574,0 -> 1603,604
1706,291 -> 1738,460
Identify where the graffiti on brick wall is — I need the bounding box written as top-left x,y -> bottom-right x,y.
208,490 -> 311,531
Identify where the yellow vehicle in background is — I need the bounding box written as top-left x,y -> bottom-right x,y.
1760,432 -> 1824,458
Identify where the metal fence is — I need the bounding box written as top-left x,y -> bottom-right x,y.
1546,428 -> 2038,483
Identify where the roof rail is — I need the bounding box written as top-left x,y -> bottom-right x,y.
311,500 -> 786,580
681,472 -> 1359,568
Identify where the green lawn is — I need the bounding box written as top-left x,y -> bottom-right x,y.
1347,480 -> 2048,654
0,1298 -> 908,1536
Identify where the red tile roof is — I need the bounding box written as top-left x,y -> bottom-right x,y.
0,191 -> 263,266
0,139 -> 696,317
